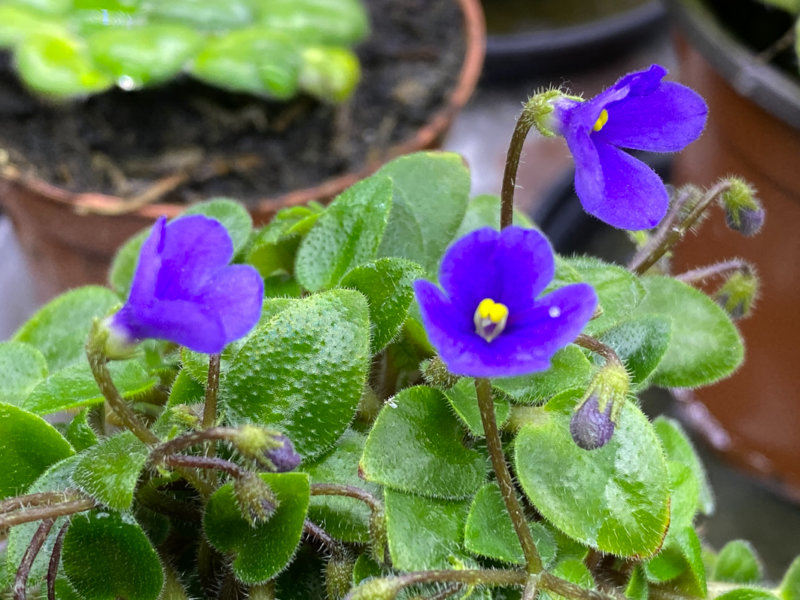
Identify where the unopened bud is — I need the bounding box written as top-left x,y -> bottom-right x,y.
421,357 -> 459,389
715,269 -> 759,320
234,473 -> 279,526
570,362 -> 629,450
523,89 -> 581,138
720,178 -> 764,236
234,426 -> 302,472
345,577 -> 402,600
325,554 -> 354,600
369,506 -> 388,564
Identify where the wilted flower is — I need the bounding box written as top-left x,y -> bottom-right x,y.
108,215 -> 263,354
550,64 -> 707,230
413,227 -> 597,378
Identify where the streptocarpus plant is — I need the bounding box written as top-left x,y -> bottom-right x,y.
0,0 -> 367,100
0,64 -> 787,600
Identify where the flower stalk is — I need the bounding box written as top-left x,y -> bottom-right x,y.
475,377 -> 542,574
0,498 -> 98,530
202,353 -> 221,429
14,518 -> 54,600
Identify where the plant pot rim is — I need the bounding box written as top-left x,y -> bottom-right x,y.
663,0 -> 800,130
0,0 -> 485,224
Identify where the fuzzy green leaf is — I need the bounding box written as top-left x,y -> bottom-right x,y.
713,540 -> 763,584
246,204 -> 322,279
376,152 -> 470,275
360,386 -> 488,499
73,431 -> 149,511
0,341 -> 48,406
635,276 -> 744,388
0,403 -> 74,499
221,290 -> 370,459
13,286 -> 120,371
514,390 -> 670,558
203,473 -> 310,584
22,359 -> 157,415
540,558 -> 595,600
340,258 -> 425,353
444,377 -> 510,436
464,483 -> 556,566
62,510 -> 164,600
296,176 -> 393,291
384,489 -> 470,571
626,565 -> 649,600
454,194 -> 535,237
716,590 -> 779,600
493,345 -> 593,405
779,557 -> 800,600
597,316 -> 671,389
304,430 -> 381,543
646,526 -> 706,596
257,0 -> 369,45
64,409 -> 98,452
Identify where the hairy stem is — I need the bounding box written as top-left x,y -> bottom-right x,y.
522,577 -> 538,600
203,353 -> 221,429
310,483 -> 383,513
539,573 -> 621,600
500,109 -> 536,229
149,427 -> 243,465
86,320 -> 159,445
14,518 -> 54,600
675,258 -> 752,285
0,498 -> 97,529
161,454 -> 248,480
575,334 -> 624,368
304,519 -> 345,559
475,378 -> 542,573
47,521 -> 69,600
0,490 -> 83,515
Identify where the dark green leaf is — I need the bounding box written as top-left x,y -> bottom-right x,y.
13,286 -> 119,371
626,565 -> 649,600
62,510 -> 164,600
596,316 -> 671,390
444,377 -> 510,437
360,386 -> 487,499
713,540 -> 763,584
222,290 -> 370,459
64,409 -> 98,452
635,276 -> 744,388
384,489 -> 470,571
0,341 -> 48,406
0,403 -> 74,499
376,152 -> 470,275
340,257 -> 424,353
203,473 -> 310,583
295,175 -> 393,291
514,390 -> 670,558
73,432 -> 149,511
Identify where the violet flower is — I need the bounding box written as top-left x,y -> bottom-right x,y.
552,64 -> 707,230
108,215 -> 264,354
414,227 -> 597,378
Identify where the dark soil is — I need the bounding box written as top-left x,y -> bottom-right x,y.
0,0 -> 465,206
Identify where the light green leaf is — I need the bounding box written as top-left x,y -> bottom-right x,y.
646,526 -> 706,596
635,276 -> 744,388
73,432 -> 149,511
0,403 -> 74,499
257,0 -> 369,45
142,0 -> 253,29
779,556 -> 800,600
299,45 -> 360,102
340,258 -> 424,353
246,204 -> 322,279
626,565 -> 649,600
596,316 -> 671,390
64,409 -> 98,452
541,558 -> 595,600
444,377 -> 510,437
295,176 -> 393,292
62,510 -> 164,600
376,152 -> 470,275
716,590 -> 779,600
203,473 -> 310,584
384,489 -> 470,571
22,359 -> 157,415
464,483 -> 556,566
108,228 -> 149,298
14,286 -> 120,371
0,341 -> 48,406
0,5 -> 66,47
713,540 -> 763,584
514,390 -> 669,558
454,194 -> 535,237
221,290 -> 370,459
181,198 -> 254,258
304,430 -> 381,543
360,386 -> 487,499
493,345 -> 593,405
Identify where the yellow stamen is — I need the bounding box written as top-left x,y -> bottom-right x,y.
593,108 -> 609,132
474,298 -> 509,342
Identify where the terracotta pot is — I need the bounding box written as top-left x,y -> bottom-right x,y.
665,0 -> 800,501
0,0 -> 485,302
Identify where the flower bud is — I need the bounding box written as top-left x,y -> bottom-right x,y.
421,357 -> 459,389
720,178 -> 764,236
234,426 -> 302,472
523,88 -> 581,138
570,362 -> 629,450
715,269 -> 759,320
346,578 -> 402,600
234,473 -> 279,526
325,554 -> 354,600
369,506 -> 388,564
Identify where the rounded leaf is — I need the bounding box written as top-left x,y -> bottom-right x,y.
0,341 -> 48,406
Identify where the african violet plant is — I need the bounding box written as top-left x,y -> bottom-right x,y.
0,0 -> 367,100
0,64 -> 788,600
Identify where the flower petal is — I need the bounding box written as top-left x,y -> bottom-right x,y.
594,82 -> 707,152
438,228 -> 500,313
574,141 -> 669,230
127,216 -> 166,305
199,264 -> 265,342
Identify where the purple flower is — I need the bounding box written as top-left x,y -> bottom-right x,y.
552,64 -> 707,230
109,215 -> 264,354
413,227 -> 597,378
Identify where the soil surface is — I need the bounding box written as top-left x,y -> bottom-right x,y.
0,0 -> 465,206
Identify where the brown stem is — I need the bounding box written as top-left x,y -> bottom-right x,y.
86,320 -> 159,445
310,483 -> 383,513
203,354 -> 221,429
675,259 -> 751,285
0,498 -> 97,529
522,577 -> 538,600
14,518 -> 55,600
47,521 -> 69,600
500,110 -> 535,229
539,572 -> 620,600
161,454 -> 248,480
427,584 -> 463,600
475,378 -> 542,573
149,427 -> 242,465
0,490 -> 83,515
574,334 -> 623,368
304,520 -> 345,559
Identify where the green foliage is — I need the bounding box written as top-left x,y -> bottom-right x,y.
595,316 -> 671,390
0,341 -> 48,406
444,377 -> 511,436
780,557 -> 800,600
713,540 -> 763,584
0,0 -> 368,100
